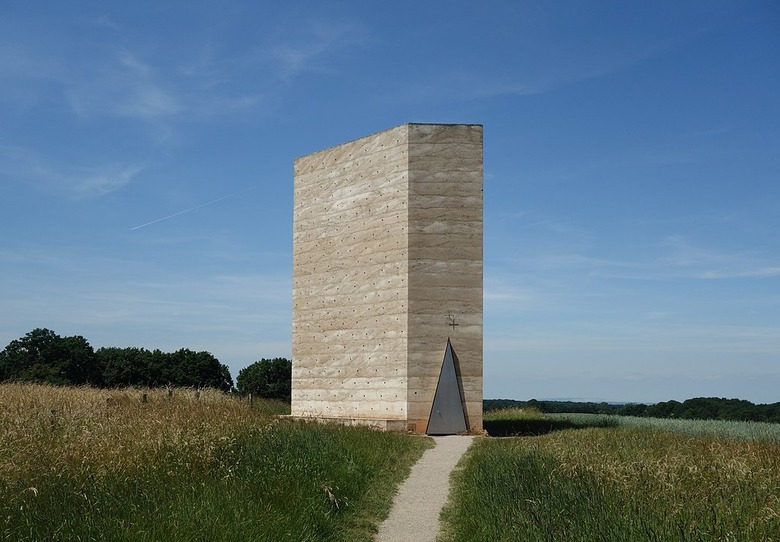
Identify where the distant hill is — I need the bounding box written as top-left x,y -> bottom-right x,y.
484,397 -> 780,424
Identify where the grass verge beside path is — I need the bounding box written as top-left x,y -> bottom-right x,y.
0,383 -> 433,541
440,410 -> 780,541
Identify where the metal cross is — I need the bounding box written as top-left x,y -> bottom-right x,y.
447,312 -> 459,330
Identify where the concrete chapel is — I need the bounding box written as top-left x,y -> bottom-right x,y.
291,123 -> 483,434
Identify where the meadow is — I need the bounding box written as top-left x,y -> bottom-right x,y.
7,386 -> 780,542
0,383 -> 432,541
440,408 -> 780,541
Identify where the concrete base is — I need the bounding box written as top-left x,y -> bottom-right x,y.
286,415 -> 418,433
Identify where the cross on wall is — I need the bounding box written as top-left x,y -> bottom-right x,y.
447,312 -> 459,330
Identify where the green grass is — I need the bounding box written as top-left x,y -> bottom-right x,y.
549,412 -> 780,443
441,410 -> 780,541
483,407 -> 617,437
0,383 -> 432,541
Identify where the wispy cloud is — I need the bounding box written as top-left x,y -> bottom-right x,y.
493,209 -> 779,283
66,50 -> 182,120
90,14 -> 121,31
168,17 -> 368,118
1,35 -> 182,123
484,275 -> 545,309
268,20 -> 367,80
393,26 -> 709,104
0,143 -> 144,198
656,235 -> 780,280
697,267 -> 780,279
487,320 -> 780,357
73,164 -> 146,199
3,13 -> 367,128
174,44 -> 270,118
525,241 -> 780,282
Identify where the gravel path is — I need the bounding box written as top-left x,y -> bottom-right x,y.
374,435 -> 474,542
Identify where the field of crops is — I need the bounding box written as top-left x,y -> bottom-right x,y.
441,408 -> 780,541
0,383 -> 432,541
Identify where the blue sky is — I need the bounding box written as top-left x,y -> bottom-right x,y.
2,1 -> 778,403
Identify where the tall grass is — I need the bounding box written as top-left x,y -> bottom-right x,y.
0,383 -> 431,541
549,412 -> 780,443
442,410 -> 780,541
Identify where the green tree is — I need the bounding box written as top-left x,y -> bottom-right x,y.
168,348 -> 233,391
617,403 -> 648,417
236,358 -> 291,401
97,346 -> 233,391
645,399 -> 682,418
0,328 -> 100,385
97,347 -> 153,387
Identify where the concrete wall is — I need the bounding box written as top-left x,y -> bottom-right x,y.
406,124 -> 483,432
291,123 -> 482,433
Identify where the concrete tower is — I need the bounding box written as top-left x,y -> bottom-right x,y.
291,123 -> 482,434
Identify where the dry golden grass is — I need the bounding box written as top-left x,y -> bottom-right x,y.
531,427 -> 780,522
0,382 -> 284,484
1,383 -> 430,541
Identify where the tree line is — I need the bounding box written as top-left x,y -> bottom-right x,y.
1,328 -> 294,401
0,328 -> 233,391
484,397 -> 780,424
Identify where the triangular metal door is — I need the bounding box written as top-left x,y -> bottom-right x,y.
426,338 -> 468,435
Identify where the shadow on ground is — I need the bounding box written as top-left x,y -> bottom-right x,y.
484,417 -> 616,437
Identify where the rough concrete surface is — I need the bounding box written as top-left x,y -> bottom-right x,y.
375,435 -> 474,542
292,123 -> 483,433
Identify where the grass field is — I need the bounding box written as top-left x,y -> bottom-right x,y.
0,383 -> 432,541
8,387 -> 780,541
550,412 -> 780,443
441,408 -> 780,541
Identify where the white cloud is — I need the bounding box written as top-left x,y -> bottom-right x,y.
698,267 -> 780,280
491,209 -> 780,283
90,15 -> 121,31
1,33 -> 183,122
65,50 -> 182,120
72,164 -> 145,199
388,24 -> 709,105
2,13 -> 368,129
269,20 -> 367,80
657,235 -> 780,280
0,143 -> 144,198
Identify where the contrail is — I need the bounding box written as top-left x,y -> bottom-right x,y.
130,192 -> 238,231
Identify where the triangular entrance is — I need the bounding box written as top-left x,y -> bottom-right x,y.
426,338 -> 468,435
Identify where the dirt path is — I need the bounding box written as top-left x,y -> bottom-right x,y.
374,435 -> 474,542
